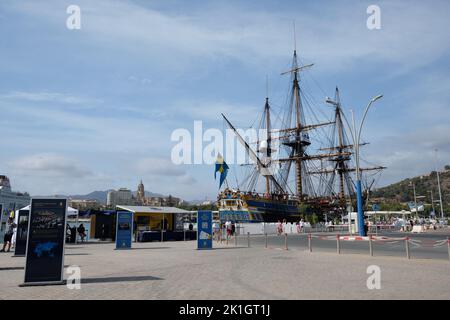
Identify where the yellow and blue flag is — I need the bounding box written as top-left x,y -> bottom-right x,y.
214,153 -> 229,189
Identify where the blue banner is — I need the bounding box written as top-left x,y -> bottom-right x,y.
115,211 -> 133,249
197,210 -> 212,250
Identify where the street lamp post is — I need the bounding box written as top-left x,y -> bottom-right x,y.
351,95 -> 383,236
409,181 -> 418,218
325,94 -> 383,236
429,190 -> 435,217
434,149 -> 445,221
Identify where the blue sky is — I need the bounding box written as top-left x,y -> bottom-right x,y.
0,0 -> 449,200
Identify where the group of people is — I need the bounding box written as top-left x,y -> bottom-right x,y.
65,223 -> 87,243
275,219 -> 307,235
212,220 -> 236,242
219,188 -> 297,202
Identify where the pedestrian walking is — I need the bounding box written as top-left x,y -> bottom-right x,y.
276,220 -> 282,235
1,218 -> 16,253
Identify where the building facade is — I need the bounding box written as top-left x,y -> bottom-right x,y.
0,175 -> 31,232
107,188 -> 134,207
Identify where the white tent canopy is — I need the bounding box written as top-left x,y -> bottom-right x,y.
15,204 -> 78,216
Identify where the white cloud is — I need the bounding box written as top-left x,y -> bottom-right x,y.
135,157 -> 186,177
9,153 -> 91,178
0,91 -> 103,105
7,0 -> 450,74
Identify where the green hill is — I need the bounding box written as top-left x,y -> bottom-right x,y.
371,166 -> 450,213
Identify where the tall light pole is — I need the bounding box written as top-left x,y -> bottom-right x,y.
429,190 -> 435,217
349,95 -> 383,236
409,181 -> 418,218
434,149 -> 444,221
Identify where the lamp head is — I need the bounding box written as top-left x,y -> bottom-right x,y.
372,94 -> 383,102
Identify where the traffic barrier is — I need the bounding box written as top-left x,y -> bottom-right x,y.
405,237 -> 410,260
265,233 -> 268,248
369,235 -> 373,257
284,233 -> 288,250
247,232 -> 250,248
336,235 -> 340,254
308,233 -> 312,252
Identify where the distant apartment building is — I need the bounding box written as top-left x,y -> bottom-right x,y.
107,188 -> 134,207
0,175 -> 31,232
69,199 -> 101,210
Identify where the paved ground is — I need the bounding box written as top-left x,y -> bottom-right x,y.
0,239 -> 449,300
236,230 -> 450,260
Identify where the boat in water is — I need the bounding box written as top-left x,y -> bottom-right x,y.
218,48 -> 385,223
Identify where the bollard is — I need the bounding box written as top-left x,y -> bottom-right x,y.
447,237 -> 450,262
265,233 -> 268,249
308,233 -> 312,252
405,237 -> 410,260
226,234 -> 229,245
235,232 -> 238,246
161,229 -> 163,242
184,229 -> 186,242
247,232 -> 250,248
284,233 -> 288,250
369,235 -> 373,257
336,235 -> 340,254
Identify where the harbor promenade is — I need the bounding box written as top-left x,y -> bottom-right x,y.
0,240 -> 449,300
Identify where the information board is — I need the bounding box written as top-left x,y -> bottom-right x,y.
115,211 -> 133,249
197,210 -> 212,250
14,209 -> 29,256
23,198 -> 67,285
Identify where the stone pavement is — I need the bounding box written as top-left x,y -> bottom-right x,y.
0,241 -> 449,300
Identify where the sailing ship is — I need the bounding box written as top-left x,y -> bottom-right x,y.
217,48 -> 385,223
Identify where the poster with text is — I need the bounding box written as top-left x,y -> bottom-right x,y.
14,209 -> 29,256
24,198 -> 67,285
115,211 -> 133,249
197,210 -> 212,250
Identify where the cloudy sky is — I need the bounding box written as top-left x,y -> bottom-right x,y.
0,0 -> 449,200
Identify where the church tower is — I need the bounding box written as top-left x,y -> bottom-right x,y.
137,180 -> 145,205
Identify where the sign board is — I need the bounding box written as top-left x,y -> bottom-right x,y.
115,211 -> 133,249
14,209 -> 29,256
197,210 -> 212,250
23,198 -> 67,285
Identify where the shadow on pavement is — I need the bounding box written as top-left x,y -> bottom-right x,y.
0,266 -> 24,271
129,247 -> 171,250
81,275 -> 162,284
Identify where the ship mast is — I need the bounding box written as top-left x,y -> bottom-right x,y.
265,96 -> 271,195
280,50 -> 315,200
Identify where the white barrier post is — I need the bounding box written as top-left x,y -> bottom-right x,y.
284,233 -> 288,250
184,228 -> 186,242
247,232 -> 250,248
369,235 -> 373,257
405,237 -> 410,260
235,232 -> 237,246
265,233 -> 268,249
447,237 -> 450,262
308,233 -> 312,252
336,235 -> 340,254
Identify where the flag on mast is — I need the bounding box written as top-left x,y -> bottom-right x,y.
214,153 -> 229,189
